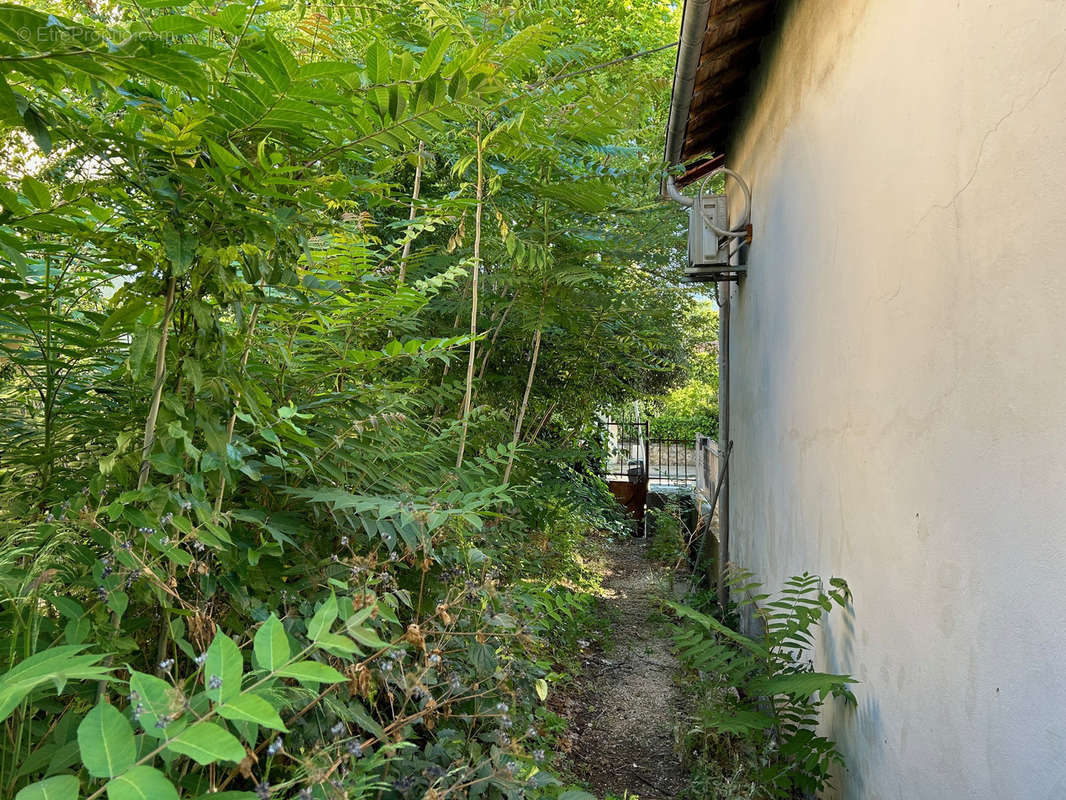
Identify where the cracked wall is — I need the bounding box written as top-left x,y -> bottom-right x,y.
722,0 -> 1066,797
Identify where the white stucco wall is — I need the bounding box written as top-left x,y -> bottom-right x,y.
723,0 -> 1066,797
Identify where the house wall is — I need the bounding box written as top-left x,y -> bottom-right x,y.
723,0 -> 1066,797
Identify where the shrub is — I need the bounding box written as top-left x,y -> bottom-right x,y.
667,570 -> 857,798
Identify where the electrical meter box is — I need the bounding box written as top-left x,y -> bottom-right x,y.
684,194 -> 745,283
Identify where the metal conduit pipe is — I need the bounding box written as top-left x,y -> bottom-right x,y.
662,0 -> 712,202
665,175 -> 695,207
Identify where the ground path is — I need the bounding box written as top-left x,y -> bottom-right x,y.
555,539 -> 689,799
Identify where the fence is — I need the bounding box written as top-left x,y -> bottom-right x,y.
646,438 -> 699,485
602,420 -> 649,480
695,434 -> 719,502
601,422 -> 711,488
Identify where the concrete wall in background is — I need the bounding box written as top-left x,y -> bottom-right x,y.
724,0 -> 1066,796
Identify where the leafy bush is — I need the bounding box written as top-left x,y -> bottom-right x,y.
646,504 -> 692,569
668,571 -> 857,798
0,0 -> 689,797
648,382 -> 719,440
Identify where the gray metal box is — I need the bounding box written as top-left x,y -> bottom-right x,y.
688,194 -> 730,267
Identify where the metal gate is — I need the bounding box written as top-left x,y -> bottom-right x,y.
603,421 -> 649,534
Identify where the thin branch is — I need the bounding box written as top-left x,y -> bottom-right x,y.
455,123 -> 483,470
397,140 -> 425,284
528,41 -> 679,87
136,276 -> 178,490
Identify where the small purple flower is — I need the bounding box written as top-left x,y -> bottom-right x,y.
208,675 -> 222,690
346,739 -> 362,757
267,737 -> 283,756
159,659 -> 174,671
255,781 -> 270,800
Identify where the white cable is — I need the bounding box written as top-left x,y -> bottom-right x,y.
696,167 -> 751,240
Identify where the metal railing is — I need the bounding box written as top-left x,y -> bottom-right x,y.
599,421 -> 710,487
602,420 -> 649,481
647,438 -> 699,486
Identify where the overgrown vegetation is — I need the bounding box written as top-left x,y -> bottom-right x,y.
646,300 -> 719,440
668,570 -> 857,799
0,0 -> 694,797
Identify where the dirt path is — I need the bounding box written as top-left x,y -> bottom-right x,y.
556,539 -> 688,799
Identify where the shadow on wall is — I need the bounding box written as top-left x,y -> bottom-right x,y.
819,597 -> 864,798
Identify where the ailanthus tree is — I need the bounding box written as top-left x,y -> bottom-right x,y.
0,1 -> 691,797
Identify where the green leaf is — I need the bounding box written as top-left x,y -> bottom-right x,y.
345,622 -> 389,650
701,706 -> 775,735
22,107 -> 50,154
150,15 -> 206,34
665,600 -> 771,659
129,671 -> 185,740
162,225 -> 196,275
276,660 -> 346,686
747,671 -> 859,700
467,642 -> 495,676
347,698 -> 387,741
204,631 -> 243,702
307,593 -> 338,641
315,631 -> 361,657
0,75 -> 20,126
420,29 -> 451,78
20,176 -> 51,210
216,692 -> 287,731
0,646 -> 110,722
534,678 -> 548,701
366,41 -> 388,83
14,775 -> 79,800
105,766 -> 179,800
77,702 -> 136,779
253,614 -> 289,672
166,721 -> 246,765
107,590 -> 129,618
